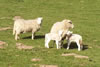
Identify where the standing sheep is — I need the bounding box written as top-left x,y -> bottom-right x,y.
45,30 -> 63,49
66,31 -> 83,51
13,17 -> 43,40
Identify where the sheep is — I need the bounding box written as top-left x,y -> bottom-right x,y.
50,19 -> 74,39
13,17 -> 43,40
50,19 -> 74,47
45,30 -> 63,49
66,31 -> 83,51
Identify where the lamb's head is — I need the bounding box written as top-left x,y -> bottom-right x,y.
62,19 -> 74,29
37,17 -> 43,25
66,31 -> 73,39
66,31 -> 73,36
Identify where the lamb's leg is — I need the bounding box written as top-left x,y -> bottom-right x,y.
56,41 -> 59,49
67,41 -> 71,50
76,41 -> 81,51
58,41 -> 62,49
80,40 -> 83,50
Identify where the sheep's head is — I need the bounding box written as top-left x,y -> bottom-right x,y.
37,17 -> 43,25
62,19 -> 74,29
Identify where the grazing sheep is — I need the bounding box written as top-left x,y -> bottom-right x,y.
50,19 -> 74,38
45,30 -> 63,49
13,17 -> 43,40
66,31 -> 83,51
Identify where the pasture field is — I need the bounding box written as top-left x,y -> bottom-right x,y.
0,0 -> 100,67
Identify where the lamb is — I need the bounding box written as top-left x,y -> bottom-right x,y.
50,19 -> 74,38
13,17 -> 43,40
45,30 -> 63,49
66,31 -> 83,51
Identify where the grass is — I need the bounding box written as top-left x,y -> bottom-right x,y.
0,0 -> 100,67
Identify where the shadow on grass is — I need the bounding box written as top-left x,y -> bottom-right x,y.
63,43 -> 88,50
23,35 -> 45,39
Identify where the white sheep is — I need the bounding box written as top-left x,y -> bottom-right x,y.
45,30 -> 63,49
66,31 -> 83,51
50,19 -> 74,38
13,17 -> 43,40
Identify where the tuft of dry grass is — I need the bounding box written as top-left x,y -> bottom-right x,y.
62,53 -> 89,59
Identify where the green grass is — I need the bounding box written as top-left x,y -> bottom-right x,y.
0,0 -> 100,67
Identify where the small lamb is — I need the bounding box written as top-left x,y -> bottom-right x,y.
66,31 -> 83,51
13,17 -> 43,40
45,30 -> 63,49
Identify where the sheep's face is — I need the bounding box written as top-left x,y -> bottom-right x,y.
63,19 -> 74,29
37,17 -> 43,25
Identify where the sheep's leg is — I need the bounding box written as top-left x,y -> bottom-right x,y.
76,41 -> 81,51
45,39 -> 50,48
13,28 -> 15,35
32,33 -> 34,40
67,41 -> 71,50
15,33 -> 18,41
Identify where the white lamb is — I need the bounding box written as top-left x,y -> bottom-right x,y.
45,30 -> 63,49
13,17 -> 43,40
66,31 -> 83,51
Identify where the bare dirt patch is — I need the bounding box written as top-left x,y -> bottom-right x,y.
62,53 -> 89,59
0,27 -> 12,31
40,65 -> 58,67
0,17 -> 11,19
31,58 -> 41,62
75,55 -> 89,59
16,43 -> 34,50
0,41 -> 8,49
